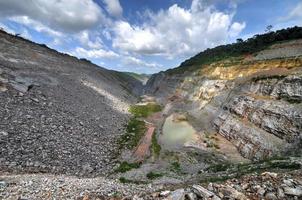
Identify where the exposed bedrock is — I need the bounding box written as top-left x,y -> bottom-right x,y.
214,111 -> 285,160
226,95 -> 302,142
249,75 -> 302,102
213,74 -> 302,160
146,64 -> 302,161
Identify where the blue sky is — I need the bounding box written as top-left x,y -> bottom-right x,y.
0,0 -> 301,74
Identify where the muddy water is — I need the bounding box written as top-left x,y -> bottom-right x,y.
160,114 -> 198,150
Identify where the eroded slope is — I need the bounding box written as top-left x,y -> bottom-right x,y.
0,30 -> 141,176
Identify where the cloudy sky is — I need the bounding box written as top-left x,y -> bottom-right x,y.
0,0 -> 301,74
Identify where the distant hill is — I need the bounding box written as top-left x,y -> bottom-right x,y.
167,26 -> 302,74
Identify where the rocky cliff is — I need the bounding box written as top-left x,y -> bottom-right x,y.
145,39 -> 302,161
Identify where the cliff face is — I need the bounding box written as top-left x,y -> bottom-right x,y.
0,30 -> 142,176
145,39 -> 302,161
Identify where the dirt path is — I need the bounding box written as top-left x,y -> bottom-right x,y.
132,122 -> 156,162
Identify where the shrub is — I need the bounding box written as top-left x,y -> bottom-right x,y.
146,171 -> 163,180
119,118 -> 146,149
171,161 -> 181,173
129,103 -> 162,118
115,162 -> 141,173
151,132 -> 161,157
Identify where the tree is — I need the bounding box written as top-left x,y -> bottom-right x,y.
265,25 -> 273,33
236,38 -> 244,43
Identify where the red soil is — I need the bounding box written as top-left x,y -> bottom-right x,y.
132,124 -> 155,162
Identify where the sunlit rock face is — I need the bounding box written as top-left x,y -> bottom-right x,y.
145,39 -> 302,161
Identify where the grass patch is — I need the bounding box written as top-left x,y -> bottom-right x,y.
146,171 -> 163,180
252,74 -> 286,82
199,157 -> 301,184
170,161 -> 181,173
129,103 -> 162,118
206,158 -> 301,174
279,96 -> 302,104
151,132 -> 161,157
119,177 -> 144,184
115,162 -> 141,173
208,163 -> 232,173
202,175 -> 232,183
119,118 -> 146,149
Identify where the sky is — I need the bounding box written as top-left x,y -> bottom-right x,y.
0,0 -> 301,74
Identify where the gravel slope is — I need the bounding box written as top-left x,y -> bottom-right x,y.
0,30 -> 140,177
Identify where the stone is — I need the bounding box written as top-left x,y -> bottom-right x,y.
31,98 -> 39,103
133,195 -> 143,200
160,190 -> 170,197
0,181 -> 7,188
167,189 -> 185,200
208,183 -> 214,191
283,179 -> 295,187
277,188 -> 285,198
257,187 -> 266,196
262,172 -> 278,179
218,185 -> 246,200
0,131 -> 8,136
283,186 -> 302,196
0,84 -> 7,92
265,192 -> 277,200
185,192 -> 197,200
192,185 -> 217,198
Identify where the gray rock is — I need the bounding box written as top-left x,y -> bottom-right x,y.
0,130 -> 8,136
159,190 -> 170,197
192,185 -> 219,199
283,186 -> 302,196
185,192 -> 197,200
168,189 -> 185,200
257,187 -> 266,196
265,192 -> 277,200
277,188 -> 285,198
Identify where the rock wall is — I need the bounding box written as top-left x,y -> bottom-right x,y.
145,40 -> 302,161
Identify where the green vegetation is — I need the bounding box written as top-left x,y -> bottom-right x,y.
111,191 -> 122,198
146,171 -> 163,180
113,71 -> 149,85
119,117 -> 146,149
170,161 -> 181,173
198,157 -> 301,183
207,158 -> 301,174
201,175 -> 231,183
123,72 -> 150,82
280,96 -> 302,104
151,132 -> 161,157
204,133 -> 220,149
167,26 -> 302,74
119,177 -> 145,184
251,74 -> 287,82
129,103 -> 162,118
207,162 -> 232,173
115,161 -> 141,173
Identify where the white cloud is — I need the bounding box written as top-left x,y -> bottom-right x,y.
229,22 -> 246,38
0,22 -> 15,34
0,0 -> 104,32
103,0 -> 123,18
10,16 -> 63,37
123,56 -> 162,69
283,2 -> 302,25
288,2 -> 302,20
111,0 -> 245,58
0,22 -> 32,39
74,47 -> 119,59
77,31 -> 103,49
